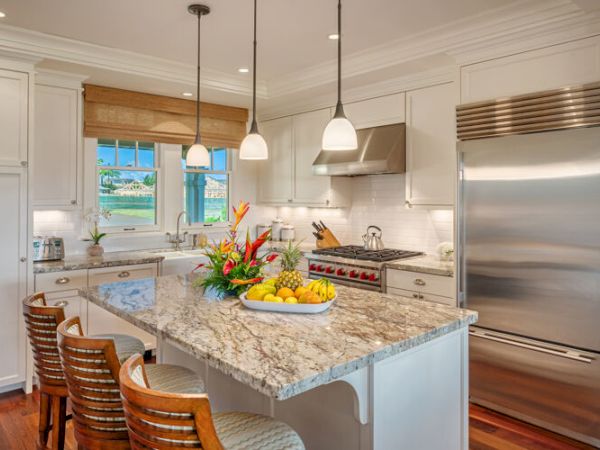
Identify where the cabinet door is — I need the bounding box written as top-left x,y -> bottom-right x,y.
0,168 -> 27,388
33,85 -> 79,208
405,82 -> 456,207
87,264 -> 157,350
293,109 -> 332,205
344,93 -> 405,129
258,117 -> 293,203
0,70 -> 28,167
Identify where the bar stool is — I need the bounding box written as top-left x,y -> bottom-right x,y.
119,354 -> 306,450
23,293 -> 70,450
57,316 -> 205,450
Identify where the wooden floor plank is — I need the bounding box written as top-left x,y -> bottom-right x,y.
0,389 -> 594,450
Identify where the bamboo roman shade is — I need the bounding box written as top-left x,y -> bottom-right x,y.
83,84 -> 248,148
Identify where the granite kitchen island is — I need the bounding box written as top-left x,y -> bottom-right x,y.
80,274 -> 477,450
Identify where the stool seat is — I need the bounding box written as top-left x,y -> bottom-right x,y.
145,363 -> 205,394
92,333 -> 145,363
213,411 -> 304,450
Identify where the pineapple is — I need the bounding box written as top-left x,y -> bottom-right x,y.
276,241 -> 304,291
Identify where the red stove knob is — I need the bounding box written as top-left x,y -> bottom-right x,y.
325,266 -> 335,274
336,268 -> 346,276
309,264 -> 317,271
349,270 -> 359,278
368,273 -> 378,282
316,265 -> 325,272
359,272 -> 368,280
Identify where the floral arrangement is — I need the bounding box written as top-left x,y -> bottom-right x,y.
194,201 -> 278,297
84,208 -> 111,244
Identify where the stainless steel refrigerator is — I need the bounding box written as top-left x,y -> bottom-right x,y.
457,84 -> 600,447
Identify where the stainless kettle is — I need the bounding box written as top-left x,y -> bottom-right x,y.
362,225 -> 384,251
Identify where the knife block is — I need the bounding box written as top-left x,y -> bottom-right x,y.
316,229 -> 341,249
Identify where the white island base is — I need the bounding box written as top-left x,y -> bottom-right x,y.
157,327 -> 469,450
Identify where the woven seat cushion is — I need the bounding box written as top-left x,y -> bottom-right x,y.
213,412 -> 304,450
92,333 -> 145,363
145,364 -> 205,394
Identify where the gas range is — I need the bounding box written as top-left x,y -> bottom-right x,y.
307,245 -> 423,292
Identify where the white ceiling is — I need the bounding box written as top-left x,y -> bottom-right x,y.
1,0 -> 517,80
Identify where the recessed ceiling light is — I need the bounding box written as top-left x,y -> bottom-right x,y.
0,12 -> 6,18
328,33 -> 339,40
237,67 -> 249,73
182,92 -> 194,97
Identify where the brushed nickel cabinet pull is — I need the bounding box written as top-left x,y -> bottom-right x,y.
20,257 -> 26,262
413,278 -> 426,286
412,293 -> 419,298
118,271 -> 130,278
55,277 -> 70,285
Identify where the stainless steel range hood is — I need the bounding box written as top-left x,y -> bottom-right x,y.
312,123 -> 406,176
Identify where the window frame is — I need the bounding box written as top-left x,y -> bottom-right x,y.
182,147 -> 232,230
95,139 -> 162,233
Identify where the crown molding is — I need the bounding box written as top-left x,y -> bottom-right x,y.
267,0 -> 597,98
35,68 -> 89,89
0,24 -> 267,98
260,66 -> 457,121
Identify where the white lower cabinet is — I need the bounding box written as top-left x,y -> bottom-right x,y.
386,269 -> 455,306
35,269 -> 89,320
87,264 -> 157,350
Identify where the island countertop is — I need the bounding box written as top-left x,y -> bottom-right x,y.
80,274 -> 476,400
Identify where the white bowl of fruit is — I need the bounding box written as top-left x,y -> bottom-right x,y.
240,241 -> 336,314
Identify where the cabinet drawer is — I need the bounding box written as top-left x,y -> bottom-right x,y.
35,269 -> 87,293
386,287 -> 456,307
386,269 -> 454,298
89,263 -> 157,286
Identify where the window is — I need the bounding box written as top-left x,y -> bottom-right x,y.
96,139 -> 159,230
182,147 -> 230,225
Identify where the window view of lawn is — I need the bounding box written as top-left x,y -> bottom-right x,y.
97,140 -> 157,228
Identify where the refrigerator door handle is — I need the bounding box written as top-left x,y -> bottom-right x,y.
469,329 -> 595,363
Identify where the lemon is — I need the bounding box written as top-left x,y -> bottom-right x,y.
263,294 -> 276,302
273,296 -> 284,303
285,297 -> 298,304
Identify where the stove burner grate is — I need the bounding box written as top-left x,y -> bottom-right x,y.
312,245 -> 423,262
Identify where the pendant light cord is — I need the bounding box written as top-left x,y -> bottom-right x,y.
195,11 -> 202,144
337,0 -> 342,106
250,0 -> 258,133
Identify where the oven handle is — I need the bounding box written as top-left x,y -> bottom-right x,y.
470,329 -> 594,363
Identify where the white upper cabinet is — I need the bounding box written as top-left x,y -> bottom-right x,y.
0,69 -> 28,168
461,36 -> 600,104
292,109 -> 332,205
33,83 -> 81,208
344,93 -> 405,129
258,110 -> 350,207
405,82 -> 457,207
258,116 -> 294,204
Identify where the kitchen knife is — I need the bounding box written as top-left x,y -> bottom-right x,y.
319,220 -> 327,230
312,222 -> 322,232
313,232 -> 323,240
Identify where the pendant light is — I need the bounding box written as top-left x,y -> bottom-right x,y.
322,0 -> 357,151
186,4 -> 211,167
239,0 -> 268,160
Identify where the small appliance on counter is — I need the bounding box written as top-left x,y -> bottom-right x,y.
271,217 -> 284,241
32,236 -> 65,262
280,224 -> 295,242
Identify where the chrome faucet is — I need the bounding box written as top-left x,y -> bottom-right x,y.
166,211 -> 189,250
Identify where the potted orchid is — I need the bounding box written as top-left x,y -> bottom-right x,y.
84,208 -> 111,257
193,201 -> 278,299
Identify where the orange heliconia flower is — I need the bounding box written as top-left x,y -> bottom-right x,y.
231,201 -> 250,233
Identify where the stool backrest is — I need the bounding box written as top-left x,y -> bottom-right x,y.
22,292 -> 66,390
57,316 -> 130,447
119,354 -> 223,450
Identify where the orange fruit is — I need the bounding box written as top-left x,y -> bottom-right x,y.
294,286 -> 308,298
276,287 -> 295,300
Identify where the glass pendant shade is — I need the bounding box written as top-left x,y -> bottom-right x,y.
322,115 -> 357,151
186,142 -> 210,166
239,130 -> 268,160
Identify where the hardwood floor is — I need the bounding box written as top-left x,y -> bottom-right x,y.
0,388 -> 594,450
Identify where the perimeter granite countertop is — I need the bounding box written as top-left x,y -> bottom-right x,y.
385,254 -> 454,277
33,251 -> 165,274
80,273 -> 476,400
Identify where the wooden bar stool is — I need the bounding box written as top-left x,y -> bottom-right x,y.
57,316 -> 206,450
23,292 -> 70,450
119,354 -> 306,450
